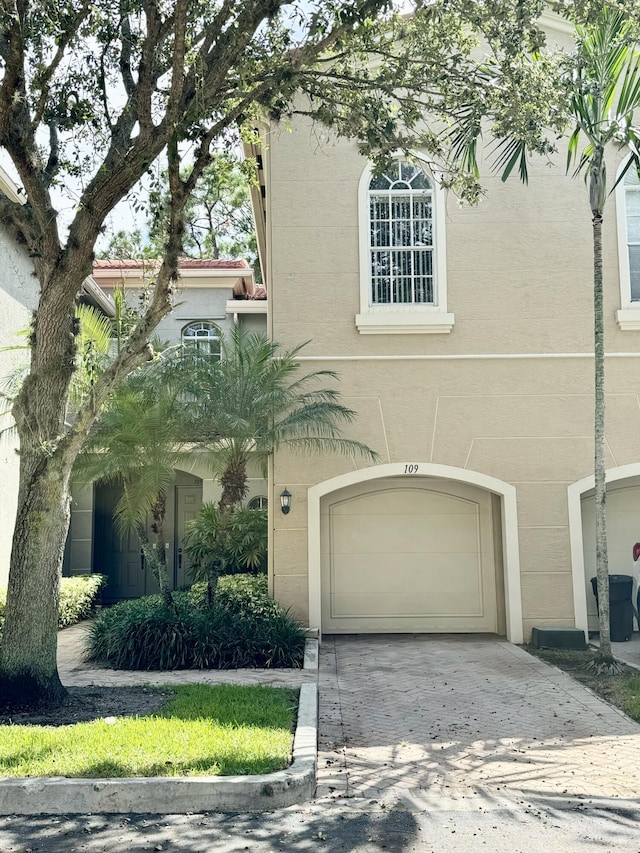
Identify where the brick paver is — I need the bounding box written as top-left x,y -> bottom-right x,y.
317,635 -> 640,804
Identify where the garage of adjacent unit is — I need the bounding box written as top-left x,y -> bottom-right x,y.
320,477 -> 505,634
581,476 -> 640,632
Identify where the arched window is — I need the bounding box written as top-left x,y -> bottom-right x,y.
356,159 -> 453,334
181,321 -> 221,357
369,161 -> 434,305
248,496 -> 268,510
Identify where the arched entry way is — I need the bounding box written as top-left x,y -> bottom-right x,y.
94,469 -> 203,603
568,463 -> 640,635
308,463 -> 523,643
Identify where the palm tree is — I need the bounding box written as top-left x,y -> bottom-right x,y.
77,363 -> 189,607
175,326 -> 379,598
448,7 -> 640,665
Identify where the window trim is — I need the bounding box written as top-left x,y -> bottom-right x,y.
615,156 -> 640,330
356,157 -> 453,335
248,495 -> 268,510
181,320 -> 222,355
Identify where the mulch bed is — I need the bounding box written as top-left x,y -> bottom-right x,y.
0,686 -> 173,727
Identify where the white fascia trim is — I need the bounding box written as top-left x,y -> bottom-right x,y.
355,311 -> 454,334
0,165 -> 24,204
567,462 -> 640,641
93,268 -> 254,284
307,462 -> 523,644
82,277 -> 116,317
356,157 -> 452,334
225,299 -> 267,314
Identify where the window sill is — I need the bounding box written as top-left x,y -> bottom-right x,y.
355,311 -> 455,335
616,308 -> 640,331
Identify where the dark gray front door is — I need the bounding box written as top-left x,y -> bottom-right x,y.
174,485 -> 203,588
93,484 -> 159,603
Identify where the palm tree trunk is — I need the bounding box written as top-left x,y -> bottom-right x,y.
204,455 -> 250,606
139,535 -> 173,609
149,492 -> 174,607
593,208 -> 612,661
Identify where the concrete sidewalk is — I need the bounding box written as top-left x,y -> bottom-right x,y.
317,634 -> 640,808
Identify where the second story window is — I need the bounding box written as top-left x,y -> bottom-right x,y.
356,157 -> 453,334
181,321 -> 221,357
369,162 -> 434,306
625,168 -> 640,302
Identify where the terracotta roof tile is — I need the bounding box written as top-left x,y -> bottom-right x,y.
93,258 -> 251,271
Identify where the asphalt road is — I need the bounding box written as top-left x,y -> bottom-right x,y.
1,800 -> 640,853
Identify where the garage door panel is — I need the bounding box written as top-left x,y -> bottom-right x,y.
329,588 -> 484,619
331,512 -> 481,555
330,553 -> 483,596
331,489 -> 479,517
322,482 -> 498,634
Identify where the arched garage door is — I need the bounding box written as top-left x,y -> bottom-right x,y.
320,478 -> 500,633
581,479 -> 640,631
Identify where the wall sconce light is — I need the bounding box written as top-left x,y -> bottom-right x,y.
280,488 -> 292,515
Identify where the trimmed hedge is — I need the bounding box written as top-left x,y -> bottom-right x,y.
0,574 -> 106,638
58,574 -> 107,627
87,574 -> 305,671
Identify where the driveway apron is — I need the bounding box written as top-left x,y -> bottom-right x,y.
317,635 -> 640,806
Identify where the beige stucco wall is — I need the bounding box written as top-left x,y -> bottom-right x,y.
0,225 -> 37,589
266,114 -> 640,637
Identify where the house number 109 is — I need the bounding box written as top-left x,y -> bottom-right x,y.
404,464 -> 419,474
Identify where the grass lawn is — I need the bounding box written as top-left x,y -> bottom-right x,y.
0,685 -> 298,779
526,646 -> 640,722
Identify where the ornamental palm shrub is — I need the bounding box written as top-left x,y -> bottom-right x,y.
86,575 -> 305,670
170,327 -> 378,603
183,504 -> 268,587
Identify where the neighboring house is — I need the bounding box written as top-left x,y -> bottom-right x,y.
65,258 -> 268,602
0,167 -> 38,591
260,15 -> 640,642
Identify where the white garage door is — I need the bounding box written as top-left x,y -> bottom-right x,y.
582,482 -> 640,631
321,478 -> 498,633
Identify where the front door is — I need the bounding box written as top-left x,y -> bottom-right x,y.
174,485 -> 203,588
94,484 -> 159,603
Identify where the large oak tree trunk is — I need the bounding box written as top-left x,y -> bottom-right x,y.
0,448 -> 72,707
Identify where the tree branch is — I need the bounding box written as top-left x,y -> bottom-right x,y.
30,0 -> 93,130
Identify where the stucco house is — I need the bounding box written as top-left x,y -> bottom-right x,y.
0,167 -> 38,591
64,258 -> 268,602
258,15 -> 640,643
0,169 -> 117,592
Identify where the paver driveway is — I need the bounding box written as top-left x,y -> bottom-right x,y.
317,635 -> 640,806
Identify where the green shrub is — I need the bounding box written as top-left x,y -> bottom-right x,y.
0,575 -> 105,639
58,574 -> 107,627
87,574 -> 305,670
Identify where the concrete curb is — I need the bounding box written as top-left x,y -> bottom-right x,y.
0,683 -> 318,815
304,637 -> 319,671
